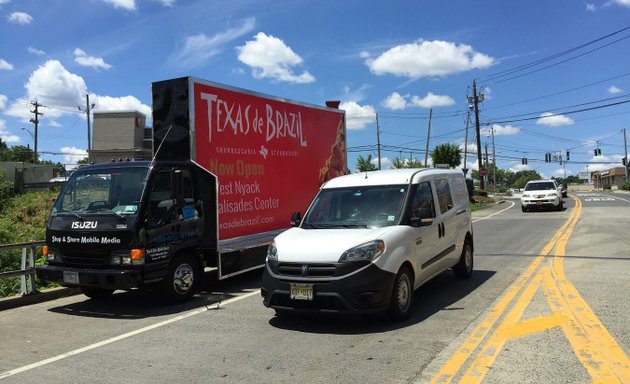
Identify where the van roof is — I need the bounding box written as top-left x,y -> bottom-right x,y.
323,168 -> 465,188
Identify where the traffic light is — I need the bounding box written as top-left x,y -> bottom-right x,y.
544,153 -> 550,163
566,151 -> 570,161
594,148 -> 602,156
623,158 -> 627,166
521,158 -> 528,165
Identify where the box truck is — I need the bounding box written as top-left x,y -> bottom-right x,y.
36,77 -> 347,303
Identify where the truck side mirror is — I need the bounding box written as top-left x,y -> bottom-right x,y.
290,212 -> 301,227
172,169 -> 184,208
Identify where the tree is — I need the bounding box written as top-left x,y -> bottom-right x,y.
431,143 -> 461,169
391,157 -> 423,169
355,155 -> 377,172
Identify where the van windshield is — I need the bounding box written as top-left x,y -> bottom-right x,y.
52,166 -> 149,217
302,185 -> 408,229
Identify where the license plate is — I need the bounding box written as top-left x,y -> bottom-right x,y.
535,201 -> 543,205
290,283 -> 313,301
63,271 -> 79,284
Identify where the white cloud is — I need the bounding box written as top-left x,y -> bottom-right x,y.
340,101 -> 375,130
382,91 -> 455,110
608,85 -> 622,94
0,120 -> 21,143
586,3 -> 597,11
237,32 -> 315,84
5,60 -> 150,123
27,46 -> 45,56
536,112 -> 574,127
171,18 -> 255,69
410,92 -> 455,108
101,0 -> 136,11
366,39 -> 494,79
92,94 -> 151,117
74,48 -> 112,70
8,12 -> 32,24
60,147 -> 88,166
482,124 -> 520,136
510,163 -> 530,172
613,0 -> 630,7
382,92 -> 407,110
160,0 -> 175,6
376,156 -> 393,170
0,95 -> 7,109
0,59 -> 12,70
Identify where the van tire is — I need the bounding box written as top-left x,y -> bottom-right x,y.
81,287 -> 114,299
388,265 -> 414,321
453,240 -> 473,279
162,254 -> 198,304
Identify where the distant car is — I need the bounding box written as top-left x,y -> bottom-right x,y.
558,183 -> 567,198
48,171 -> 73,184
521,180 -> 563,212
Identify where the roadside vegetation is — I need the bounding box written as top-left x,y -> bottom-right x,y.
0,187 -> 58,297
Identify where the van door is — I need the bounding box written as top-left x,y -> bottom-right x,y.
409,181 -> 441,285
434,178 -> 459,266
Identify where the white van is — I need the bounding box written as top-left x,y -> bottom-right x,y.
261,168 -> 473,320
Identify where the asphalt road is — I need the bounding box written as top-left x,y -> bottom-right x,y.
0,191 -> 628,384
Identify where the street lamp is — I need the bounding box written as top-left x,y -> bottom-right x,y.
21,127 -> 35,163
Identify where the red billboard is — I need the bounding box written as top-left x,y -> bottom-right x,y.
192,80 -> 346,240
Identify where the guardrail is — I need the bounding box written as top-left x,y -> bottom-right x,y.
0,241 -> 45,296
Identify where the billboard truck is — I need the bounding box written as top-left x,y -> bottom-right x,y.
36,77 -> 347,303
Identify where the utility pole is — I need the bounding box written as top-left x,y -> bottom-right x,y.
623,128 -> 628,183
29,101 -> 43,163
484,142 -> 489,189
472,80 -> 485,190
462,109 -> 471,176
424,108 -> 432,168
375,113 -> 381,170
79,94 -> 95,163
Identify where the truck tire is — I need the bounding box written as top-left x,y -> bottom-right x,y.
162,254 -> 199,304
81,287 -> 114,299
453,239 -> 473,279
388,265 -> 414,321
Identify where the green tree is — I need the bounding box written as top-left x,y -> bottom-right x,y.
355,155 -> 377,172
391,157 -> 423,169
431,143 -> 461,168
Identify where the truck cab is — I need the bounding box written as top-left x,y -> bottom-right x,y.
37,160 -> 218,302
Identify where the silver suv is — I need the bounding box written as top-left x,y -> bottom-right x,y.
521,180 -> 563,212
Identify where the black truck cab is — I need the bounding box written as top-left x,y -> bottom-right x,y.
37,160 -> 218,302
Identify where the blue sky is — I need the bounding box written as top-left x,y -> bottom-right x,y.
1,0 -> 630,178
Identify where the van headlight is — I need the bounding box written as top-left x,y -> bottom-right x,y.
267,242 -> 278,263
339,240 -> 385,263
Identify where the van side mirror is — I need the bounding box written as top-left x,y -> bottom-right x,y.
410,217 -> 433,227
290,212 -> 301,227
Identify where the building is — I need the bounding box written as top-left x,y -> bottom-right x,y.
591,166 -> 628,189
90,111 -> 152,163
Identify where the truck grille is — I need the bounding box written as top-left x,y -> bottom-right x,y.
62,249 -> 110,268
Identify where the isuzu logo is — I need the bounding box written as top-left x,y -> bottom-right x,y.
301,265 -> 309,276
71,221 -> 97,229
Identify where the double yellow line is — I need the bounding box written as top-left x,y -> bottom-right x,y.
430,196 -> 630,383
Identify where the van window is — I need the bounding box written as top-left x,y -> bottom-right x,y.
435,179 -> 453,214
411,182 -> 435,219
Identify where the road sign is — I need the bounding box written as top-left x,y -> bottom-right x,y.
480,168 -> 488,176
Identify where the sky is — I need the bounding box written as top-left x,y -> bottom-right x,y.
1,0 -> 630,179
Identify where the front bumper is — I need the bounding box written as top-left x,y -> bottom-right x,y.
36,264 -> 142,290
521,195 -> 560,208
261,261 -> 396,315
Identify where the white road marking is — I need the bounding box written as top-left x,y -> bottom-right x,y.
473,200 -> 515,223
0,289 -> 261,380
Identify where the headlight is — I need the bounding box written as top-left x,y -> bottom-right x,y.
267,242 -> 278,262
547,193 -> 558,197
110,249 -> 145,265
339,240 -> 385,263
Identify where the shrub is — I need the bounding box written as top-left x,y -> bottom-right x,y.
603,184 -> 612,190
621,183 -> 630,191
473,189 -> 488,197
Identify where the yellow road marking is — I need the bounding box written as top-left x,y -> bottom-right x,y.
431,195 -> 630,383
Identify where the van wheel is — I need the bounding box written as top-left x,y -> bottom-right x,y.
81,287 -> 114,299
521,205 -> 527,212
162,254 -> 198,304
388,265 -> 414,321
453,240 -> 473,278
557,201 -> 563,211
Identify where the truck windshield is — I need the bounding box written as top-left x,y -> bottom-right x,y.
302,185 -> 408,229
52,166 -> 150,217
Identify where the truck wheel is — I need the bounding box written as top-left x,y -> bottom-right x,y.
388,265 -> 414,321
162,254 -> 198,304
81,287 -> 114,299
453,240 -> 473,279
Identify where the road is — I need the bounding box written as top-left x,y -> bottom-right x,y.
0,191 -> 629,384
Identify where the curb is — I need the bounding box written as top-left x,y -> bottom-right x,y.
0,287 -> 81,311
